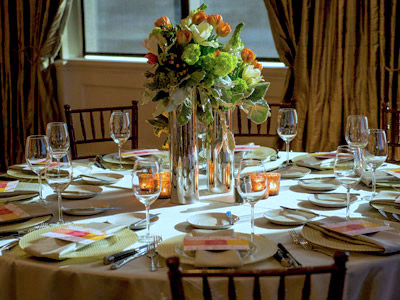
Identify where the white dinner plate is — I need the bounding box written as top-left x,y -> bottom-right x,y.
187,212 -> 239,230
241,146 -> 276,161
298,177 -> 340,191
157,232 -> 277,266
7,163 -> 91,180
264,209 -> 316,226
61,185 -> 103,199
62,200 -> 111,216
276,166 -> 311,179
105,212 -> 159,230
0,191 -> 39,203
103,153 -> 136,165
308,193 -> 358,208
80,173 -> 124,185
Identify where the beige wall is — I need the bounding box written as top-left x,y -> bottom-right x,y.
55,59 -> 287,157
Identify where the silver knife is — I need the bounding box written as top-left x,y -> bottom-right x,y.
104,244 -> 148,265
129,213 -> 160,230
110,248 -> 148,269
280,206 -> 328,218
277,243 -> 302,267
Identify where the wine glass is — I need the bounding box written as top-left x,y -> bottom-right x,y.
236,158 -> 268,242
345,115 -> 369,149
110,112 -> 130,168
132,158 -> 161,243
277,108 -> 298,167
334,145 -> 363,219
362,129 -> 388,199
25,135 -> 51,203
45,153 -> 73,224
46,122 -> 70,162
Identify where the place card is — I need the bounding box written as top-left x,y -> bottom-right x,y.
0,203 -> 30,221
235,145 -> 260,152
322,220 -> 392,236
0,180 -> 19,193
383,169 -> 400,180
183,236 -> 250,251
42,225 -> 112,245
121,149 -> 161,158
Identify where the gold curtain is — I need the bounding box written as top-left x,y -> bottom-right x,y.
0,0 -> 72,170
264,0 -> 393,152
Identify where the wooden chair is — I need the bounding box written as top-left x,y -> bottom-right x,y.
382,103 -> 400,163
63,101 -> 138,159
167,252 -> 348,300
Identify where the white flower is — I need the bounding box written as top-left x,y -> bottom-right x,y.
180,16 -> 192,29
190,22 -> 215,47
143,31 -> 167,55
242,65 -> 262,87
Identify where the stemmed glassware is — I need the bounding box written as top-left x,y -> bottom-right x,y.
45,153 -> 73,224
362,129 -> 388,200
46,122 -> 70,162
334,145 -> 363,219
236,158 -> 268,242
25,135 -> 51,203
277,108 -> 298,167
345,115 -> 369,149
110,112 -> 130,168
132,158 -> 161,243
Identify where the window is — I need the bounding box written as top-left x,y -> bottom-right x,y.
82,0 -> 279,60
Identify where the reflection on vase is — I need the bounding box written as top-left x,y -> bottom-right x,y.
207,110 -> 234,194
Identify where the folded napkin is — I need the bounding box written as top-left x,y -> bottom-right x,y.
305,216 -> 400,254
0,190 -> 39,198
369,191 -> 400,207
24,222 -> 126,260
295,156 -> 334,170
0,203 -> 52,224
361,170 -> 400,187
191,229 -> 243,267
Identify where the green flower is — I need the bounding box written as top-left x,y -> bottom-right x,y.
231,78 -> 248,93
224,23 -> 244,56
182,44 -> 201,65
200,53 -> 216,73
213,52 -> 237,77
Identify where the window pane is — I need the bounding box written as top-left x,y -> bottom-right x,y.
204,0 -> 278,59
83,0 -> 180,54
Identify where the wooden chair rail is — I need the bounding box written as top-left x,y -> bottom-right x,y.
381,103 -> 400,162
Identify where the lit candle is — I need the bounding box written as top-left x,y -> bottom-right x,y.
250,173 -> 268,192
266,173 -> 281,196
138,173 -> 155,191
208,162 -> 215,185
224,163 -> 231,189
159,171 -> 171,198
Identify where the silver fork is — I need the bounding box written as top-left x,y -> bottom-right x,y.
289,230 -> 334,256
0,222 -> 49,251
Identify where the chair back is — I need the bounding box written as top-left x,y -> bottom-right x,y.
63,101 -> 138,159
382,103 -> 400,162
167,252 -> 348,300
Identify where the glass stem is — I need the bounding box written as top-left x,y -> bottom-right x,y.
118,144 -> 122,165
372,168 -> 377,197
58,192 -> 64,224
346,188 -> 351,220
145,204 -> 150,237
250,203 -> 255,242
38,171 -> 43,200
285,141 -> 290,166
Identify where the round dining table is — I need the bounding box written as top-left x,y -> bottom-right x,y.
1,152 -> 400,300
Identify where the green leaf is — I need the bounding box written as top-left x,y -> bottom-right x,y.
152,90 -> 169,102
247,99 -> 271,124
226,130 -> 236,152
247,82 -> 270,102
176,99 -> 193,125
186,70 -> 206,87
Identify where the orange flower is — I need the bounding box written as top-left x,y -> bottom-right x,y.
192,11 -> 208,25
154,16 -> 171,28
252,60 -> 263,71
216,22 -> 231,37
145,53 -> 158,64
207,14 -> 223,27
176,29 -> 192,44
213,50 -> 221,57
241,48 -> 256,64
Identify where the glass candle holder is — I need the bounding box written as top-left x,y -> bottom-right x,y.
138,173 -> 155,190
159,171 -> 171,198
250,173 -> 269,199
266,173 -> 281,196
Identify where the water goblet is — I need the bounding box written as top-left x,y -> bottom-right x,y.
345,115 -> 369,149
277,108 -> 298,167
132,158 -> 161,243
45,152 -> 73,224
236,158 -> 268,242
46,122 -> 70,162
334,145 -> 363,219
110,112 -> 130,168
362,129 -> 388,199
25,135 -> 51,203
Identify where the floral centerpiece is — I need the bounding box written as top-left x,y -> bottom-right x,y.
142,3 -> 271,139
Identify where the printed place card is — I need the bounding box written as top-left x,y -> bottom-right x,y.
0,203 -> 30,221
311,152 -> 337,159
235,145 -> 260,152
322,220 -> 392,236
0,180 -> 19,193
42,225 -> 112,245
383,169 -> 400,180
183,236 -> 250,251
121,149 -> 161,158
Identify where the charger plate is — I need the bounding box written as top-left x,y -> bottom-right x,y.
7,163 -> 91,180
0,215 -> 51,233
0,192 -> 39,203
298,177 -> 339,191
19,224 -> 137,259
157,232 -> 277,265
308,193 -> 358,208
301,218 -> 400,252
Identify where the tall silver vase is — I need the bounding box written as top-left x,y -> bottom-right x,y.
169,102 -> 199,204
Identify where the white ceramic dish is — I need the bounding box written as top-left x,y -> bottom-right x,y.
308,193 -> 358,208
298,177 -> 339,191
62,200 -> 111,216
61,185 -> 103,199
80,173 -> 124,185
276,166 -> 311,179
264,208 -> 316,226
187,212 -> 239,230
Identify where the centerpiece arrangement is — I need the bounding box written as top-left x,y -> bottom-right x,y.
142,3 -> 270,203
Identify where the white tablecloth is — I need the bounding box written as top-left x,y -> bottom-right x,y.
1,153 -> 400,300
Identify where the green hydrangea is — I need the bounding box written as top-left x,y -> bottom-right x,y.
231,78 -> 248,93
182,44 -> 201,65
213,52 -> 237,77
200,53 -> 216,73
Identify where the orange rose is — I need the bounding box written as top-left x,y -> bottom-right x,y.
145,53 -> 158,64
213,50 -> 221,57
154,16 -> 171,28
241,48 -> 257,64
207,14 -> 223,27
216,22 -> 231,37
192,11 -> 208,25
176,29 -> 192,45
252,60 -> 263,71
